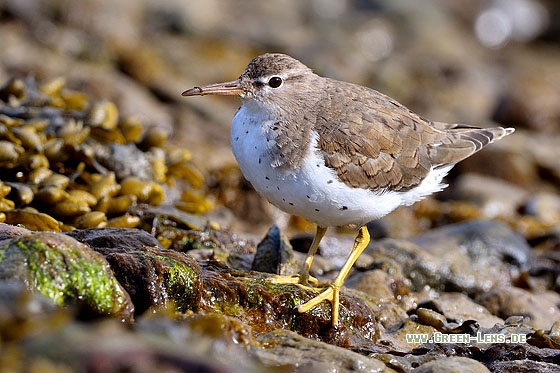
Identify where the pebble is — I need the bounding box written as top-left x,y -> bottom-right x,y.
412,356 -> 490,373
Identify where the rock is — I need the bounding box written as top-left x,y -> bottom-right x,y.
362,221 -> 529,296
136,313 -> 264,373
251,224 -> 299,276
522,191 -> 560,226
362,238 -> 440,292
95,245 -> 203,316
255,329 -> 389,373
0,222 -> 31,242
528,133 -> 560,187
66,227 -> 203,315
478,287 -> 560,330
24,318 -> 258,373
413,220 -> 532,293
66,225 -> 382,346
380,318 -> 438,353
198,261 -> 380,348
412,356 -> 490,373
346,269 -> 399,303
1,0 -> 560,370
418,292 -> 504,329
0,229 -> 134,321
66,227 -> 162,250
489,360 -> 560,373
483,343 -> 560,372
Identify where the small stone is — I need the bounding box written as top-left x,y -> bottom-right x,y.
523,192 -> 560,225
412,356 -> 490,373
251,224 -> 299,276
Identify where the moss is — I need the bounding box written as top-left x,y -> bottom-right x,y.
244,283 -> 266,309
219,301 -> 244,316
154,254 -> 198,312
2,233 -> 130,316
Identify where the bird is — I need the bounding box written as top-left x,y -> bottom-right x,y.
182,53 -> 514,326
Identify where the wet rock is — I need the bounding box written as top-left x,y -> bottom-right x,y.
67,227 -> 203,315
199,261 -> 380,348
251,224 -> 299,276
346,269 -> 400,303
64,225 -> 382,346
411,356 -> 490,373
136,313 -> 266,373
379,318 -> 438,353
418,292 -> 504,329
469,320 -> 534,349
529,321 -> 560,349
478,287 -> 560,330
364,238 -> 450,292
489,360 -> 560,373
66,227 -> 162,251
364,222 -> 529,297
415,307 -> 478,334
100,246 -> 202,315
255,329 -> 389,373
413,220 -> 532,293
0,229 -> 134,321
482,343 -> 560,372
1,0 -> 560,370
169,225 -> 258,267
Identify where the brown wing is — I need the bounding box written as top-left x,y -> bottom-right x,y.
314,79 -> 512,192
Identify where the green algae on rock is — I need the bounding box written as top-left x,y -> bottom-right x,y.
0,231 -> 134,321
66,227 -> 203,315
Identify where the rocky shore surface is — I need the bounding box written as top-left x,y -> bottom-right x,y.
1,1 -> 559,372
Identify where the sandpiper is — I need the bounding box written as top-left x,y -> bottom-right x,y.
182,53 -> 514,326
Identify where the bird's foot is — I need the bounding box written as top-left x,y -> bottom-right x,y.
297,282 -> 341,326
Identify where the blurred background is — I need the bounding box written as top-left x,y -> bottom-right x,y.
1,0 -> 559,236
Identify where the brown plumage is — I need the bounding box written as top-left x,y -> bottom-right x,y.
313,79 -> 513,192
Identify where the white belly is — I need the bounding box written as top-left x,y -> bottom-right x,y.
231,106 -> 452,227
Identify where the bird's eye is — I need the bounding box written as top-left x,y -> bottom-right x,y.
268,76 -> 283,88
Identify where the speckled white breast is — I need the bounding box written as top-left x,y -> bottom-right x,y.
231,104 -> 453,228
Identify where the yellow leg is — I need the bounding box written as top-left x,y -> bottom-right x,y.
269,225 -> 327,286
299,225 -> 327,285
297,226 -> 370,326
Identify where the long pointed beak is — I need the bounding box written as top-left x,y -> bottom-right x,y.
181,79 -> 244,97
